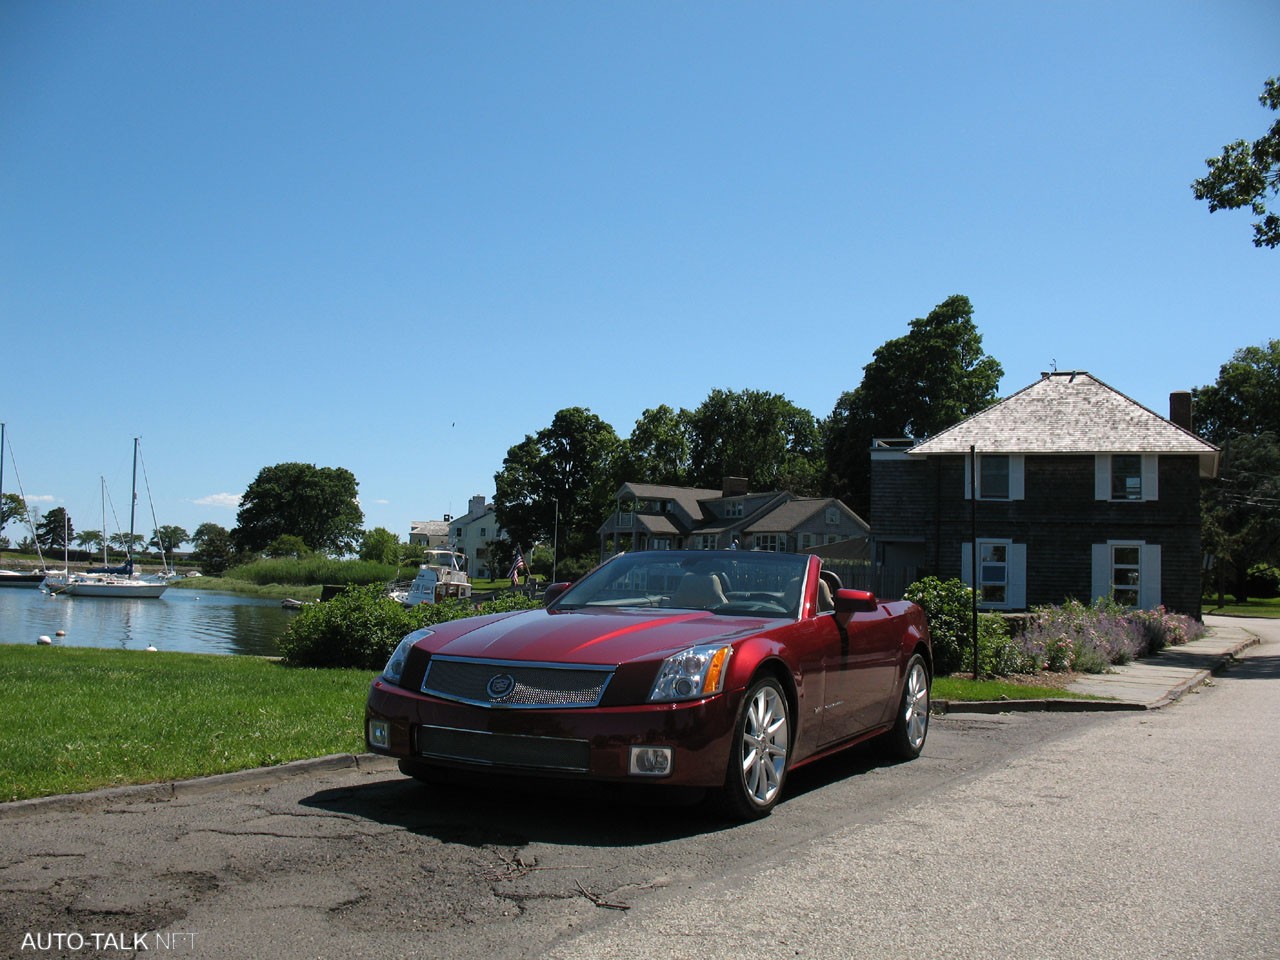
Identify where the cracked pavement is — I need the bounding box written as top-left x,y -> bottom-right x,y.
0,711 -> 1108,959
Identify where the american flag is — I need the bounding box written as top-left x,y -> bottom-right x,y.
507,547 -> 526,581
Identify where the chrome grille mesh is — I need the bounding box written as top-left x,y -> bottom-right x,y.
421,657 -> 613,708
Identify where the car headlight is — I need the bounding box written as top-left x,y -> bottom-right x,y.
382,631 -> 432,685
649,644 -> 732,702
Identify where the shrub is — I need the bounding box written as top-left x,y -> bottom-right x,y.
278,585 -> 542,669
903,577 -> 1012,676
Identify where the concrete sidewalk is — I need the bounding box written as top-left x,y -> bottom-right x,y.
938,614 -> 1262,714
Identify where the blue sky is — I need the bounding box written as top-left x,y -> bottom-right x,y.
1,1 -> 1276,547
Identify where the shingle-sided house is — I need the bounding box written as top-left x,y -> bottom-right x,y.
869,371 -> 1219,615
598,479 -> 869,558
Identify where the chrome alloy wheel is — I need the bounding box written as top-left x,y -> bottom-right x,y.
902,658 -> 930,752
740,681 -> 789,807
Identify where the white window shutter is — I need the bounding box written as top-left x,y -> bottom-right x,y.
1094,456 -> 1110,501
1142,454 -> 1159,502
1010,455 -> 1025,501
1091,543 -> 1110,601
1008,543 -> 1027,608
1140,544 -> 1162,608
960,542 -> 975,589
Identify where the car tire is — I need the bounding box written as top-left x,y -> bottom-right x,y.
719,675 -> 791,820
882,654 -> 930,761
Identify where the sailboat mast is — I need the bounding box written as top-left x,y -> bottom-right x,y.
0,422 -> 6,544
128,437 -> 139,568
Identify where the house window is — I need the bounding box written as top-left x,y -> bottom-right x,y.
617,511 -> 633,528
961,539 -> 1026,610
479,527 -> 486,538
724,501 -> 744,518
691,534 -> 717,550
979,455 -> 1010,500
1111,545 -> 1141,606
798,533 -> 815,550
754,534 -> 787,552
1111,455 -> 1142,501
979,542 -> 1008,604
650,538 -> 672,551
825,507 -> 840,525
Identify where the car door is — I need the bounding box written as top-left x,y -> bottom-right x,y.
816,605 -> 902,746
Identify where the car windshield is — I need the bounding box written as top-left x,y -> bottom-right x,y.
553,550 -> 809,619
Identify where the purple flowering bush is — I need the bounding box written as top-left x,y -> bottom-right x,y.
1019,597 -> 1205,675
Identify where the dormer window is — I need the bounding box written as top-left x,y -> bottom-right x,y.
724,501 -> 744,519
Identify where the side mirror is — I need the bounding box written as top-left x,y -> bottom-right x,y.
543,582 -> 573,607
833,589 -> 878,631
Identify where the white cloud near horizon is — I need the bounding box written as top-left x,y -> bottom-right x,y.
193,493 -> 242,509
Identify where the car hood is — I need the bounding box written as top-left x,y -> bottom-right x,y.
415,607 -> 771,666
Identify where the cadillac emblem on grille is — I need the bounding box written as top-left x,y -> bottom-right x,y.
486,673 -> 517,701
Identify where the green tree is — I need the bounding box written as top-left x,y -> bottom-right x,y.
35,507 -> 73,552
231,463 -> 364,556
1202,433 -> 1280,603
618,405 -> 693,486
1192,76 -> 1280,249
824,295 -> 1003,516
1,492 -> 28,536
149,525 -> 190,556
191,522 -> 234,576
265,535 -> 312,559
359,527 -> 401,565
75,529 -> 105,557
687,389 -> 822,494
494,407 -> 621,566
109,531 -> 146,556
1195,340 -> 1280,602
1192,339 -> 1280,444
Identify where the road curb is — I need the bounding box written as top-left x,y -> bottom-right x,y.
0,752 -> 400,821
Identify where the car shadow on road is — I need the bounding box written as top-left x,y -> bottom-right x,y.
299,739 -> 900,849
299,768 -> 730,848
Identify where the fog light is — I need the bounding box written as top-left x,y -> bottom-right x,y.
367,720 -> 390,750
629,746 -> 673,777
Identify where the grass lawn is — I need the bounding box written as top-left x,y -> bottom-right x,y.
933,675 -> 1105,702
1202,597 -> 1280,618
0,646 -> 370,803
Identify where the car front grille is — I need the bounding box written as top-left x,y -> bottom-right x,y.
416,725 -> 591,773
420,656 -> 614,708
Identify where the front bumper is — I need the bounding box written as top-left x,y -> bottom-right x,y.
366,679 -> 741,788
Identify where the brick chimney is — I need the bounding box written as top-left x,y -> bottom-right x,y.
1169,391 -> 1193,430
722,476 -> 749,496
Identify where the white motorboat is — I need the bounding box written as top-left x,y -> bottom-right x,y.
400,547 -> 472,607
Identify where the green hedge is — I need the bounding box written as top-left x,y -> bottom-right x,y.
278,584 -> 541,669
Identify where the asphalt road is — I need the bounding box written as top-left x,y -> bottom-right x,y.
2,619 -> 1276,960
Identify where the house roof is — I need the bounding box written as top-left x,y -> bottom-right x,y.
410,520 -> 450,536
616,482 -> 723,519
907,371 -> 1219,475
747,498 -> 869,534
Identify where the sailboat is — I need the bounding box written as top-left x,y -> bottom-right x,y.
0,422 -> 62,586
45,438 -> 170,599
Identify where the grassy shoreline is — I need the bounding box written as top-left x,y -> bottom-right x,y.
0,646 -> 369,803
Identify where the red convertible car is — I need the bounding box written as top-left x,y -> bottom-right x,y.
366,550 -> 931,819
